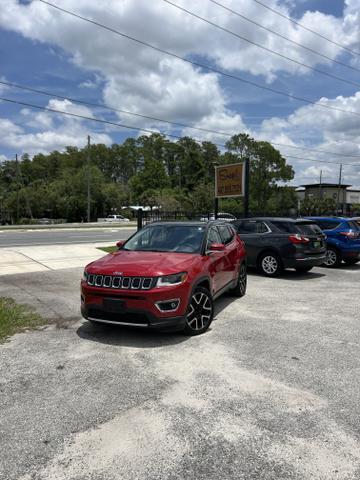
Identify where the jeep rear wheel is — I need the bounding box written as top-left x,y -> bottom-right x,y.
229,263 -> 247,297
183,287 -> 214,336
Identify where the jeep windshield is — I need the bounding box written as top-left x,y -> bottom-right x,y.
123,224 -> 206,253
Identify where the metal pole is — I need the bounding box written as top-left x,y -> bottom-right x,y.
336,164 -> 343,215
137,208 -> 143,231
213,161 -> 219,219
319,169 -> 322,200
87,135 -> 91,222
214,197 -> 219,219
15,154 -> 20,222
243,157 -> 250,217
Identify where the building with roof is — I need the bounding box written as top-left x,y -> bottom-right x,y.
296,183 -> 360,215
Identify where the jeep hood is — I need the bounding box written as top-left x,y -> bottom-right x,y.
86,251 -> 199,277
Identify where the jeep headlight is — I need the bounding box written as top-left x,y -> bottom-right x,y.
82,270 -> 88,282
156,272 -> 187,288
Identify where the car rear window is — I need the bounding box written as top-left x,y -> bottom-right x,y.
315,220 -> 341,230
271,221 -> 297,233
347,221 -> 360,230
296,222 -> 322,235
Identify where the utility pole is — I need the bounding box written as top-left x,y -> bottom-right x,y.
243,157 -> 250,218
15,154 -> 20,222
213,161 -> 219,219
336,164 -> 343,215
318,169 -> 322,200
87,135 -> 91,223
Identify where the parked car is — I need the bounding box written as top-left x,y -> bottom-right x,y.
305,217 -> 360,267
81,221 -> 247,335
97,214 -> 130,223
200,212 -> 236,222
231,217 -> 326,276
37,217 -> 52,224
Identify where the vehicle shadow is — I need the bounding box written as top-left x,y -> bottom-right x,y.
76,294 -> 239,348
214,295 -> 238,316
247,267 -> 326,281
77,321 -> 190,348
336,263 -> 360,271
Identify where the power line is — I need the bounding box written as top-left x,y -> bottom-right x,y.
162,0 -> 360,88
37,0 -> 360,119
282,154 -> 359,168
0,96 -> 204,143
208,0 -> 360,72
3,79 -> 360,159
0,80 -> 233,137
1,95 -> 359,167
266,143 -> 360,160
249,0 -> 360,57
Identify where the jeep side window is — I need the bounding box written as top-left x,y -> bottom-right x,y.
206,228 -> 222,249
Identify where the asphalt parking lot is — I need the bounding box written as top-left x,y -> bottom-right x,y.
1,264 -> 360,480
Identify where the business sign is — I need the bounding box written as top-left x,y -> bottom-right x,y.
215,162 -> 244,198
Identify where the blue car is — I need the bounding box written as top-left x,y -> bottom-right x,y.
306,217 -> 360,267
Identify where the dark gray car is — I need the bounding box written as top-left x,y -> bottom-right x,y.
232,217 -> 327,276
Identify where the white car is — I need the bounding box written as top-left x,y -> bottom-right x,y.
104,214 -> 130,223
200,212 -> 236,222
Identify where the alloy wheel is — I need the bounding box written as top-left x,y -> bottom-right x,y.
239,264 -> 247,295
261,255 -> 278,275
186,291 -> 212,331
325,249 -> 337,266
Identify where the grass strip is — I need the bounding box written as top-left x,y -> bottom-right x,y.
0,297 -> 46,342
97,246 -> 118,253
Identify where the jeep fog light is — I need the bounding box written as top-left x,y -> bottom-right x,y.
155,299 -> 180,312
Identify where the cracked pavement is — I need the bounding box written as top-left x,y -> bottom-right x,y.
0,264 -> 360,480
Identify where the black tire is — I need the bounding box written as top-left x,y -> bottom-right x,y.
295,266 -> 313,273
229,263 -> 247,297
258,252 -> 283,277
343,258 -> 360,265
324,247 -> 341,268
183,286 -> 214,336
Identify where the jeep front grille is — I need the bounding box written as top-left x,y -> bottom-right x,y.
87,275 -> 155,290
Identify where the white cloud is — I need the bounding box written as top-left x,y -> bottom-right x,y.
257,91 -> 360,187
0,76 -> 10,95
0,0 -> 357,130
0,99 -> 112,156
0,0 -> 360,184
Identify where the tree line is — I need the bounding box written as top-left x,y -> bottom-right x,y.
0,133 -> 299,223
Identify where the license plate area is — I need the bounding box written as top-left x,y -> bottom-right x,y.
103,298 -> 126,313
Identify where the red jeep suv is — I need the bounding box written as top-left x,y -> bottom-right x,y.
81,221 -> 247,335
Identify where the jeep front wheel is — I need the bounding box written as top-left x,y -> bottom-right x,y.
183,287 -> 214,336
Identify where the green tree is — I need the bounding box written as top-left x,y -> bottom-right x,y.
225,134 -> 294,214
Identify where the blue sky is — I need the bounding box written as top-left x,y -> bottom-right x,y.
1,0 -> 360,187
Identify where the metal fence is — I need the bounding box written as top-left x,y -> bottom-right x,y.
136,210 -> 235,230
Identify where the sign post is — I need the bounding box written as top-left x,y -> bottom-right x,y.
215,163 -> 245,218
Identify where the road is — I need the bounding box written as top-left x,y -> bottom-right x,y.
0,227 -> 137,247
1,264 -> 360,480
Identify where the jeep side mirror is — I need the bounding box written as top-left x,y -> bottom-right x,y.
209,243 -> 225,251
116,240 -> 125,249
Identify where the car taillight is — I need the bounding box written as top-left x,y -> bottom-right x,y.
339,231 -> 359,239
288,234 -> 310,244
